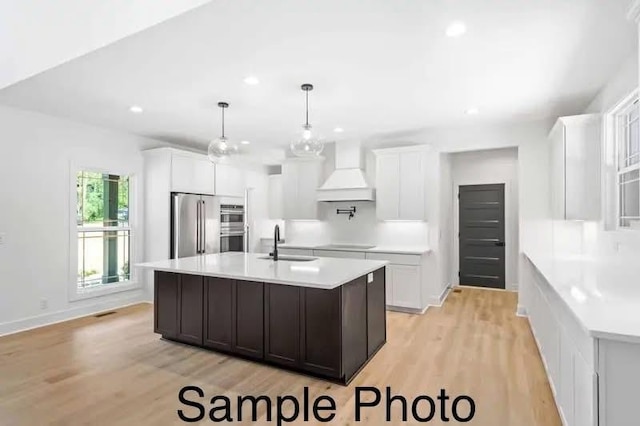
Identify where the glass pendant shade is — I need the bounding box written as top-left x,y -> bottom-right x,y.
290,124 -> 324,157
208,101 -> 238,160
208,136 -> 238,160
291,84 -> 324,157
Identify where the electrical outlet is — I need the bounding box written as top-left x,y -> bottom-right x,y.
0,233 -> 5,245
40,298 -> 48,310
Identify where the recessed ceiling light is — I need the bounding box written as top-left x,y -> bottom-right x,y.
240,140 -> 251,145
333,127 -> 344,133
446,21 -> 467,37
243,76 -> 260,85
129,105 -> 143,114
465,107 -> 479,115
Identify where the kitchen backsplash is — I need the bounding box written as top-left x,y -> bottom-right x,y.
285,201 -> 430,247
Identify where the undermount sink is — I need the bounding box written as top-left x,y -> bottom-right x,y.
258,255 -> 318,262
316,244 -> 376,250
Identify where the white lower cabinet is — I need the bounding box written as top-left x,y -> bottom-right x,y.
365,252 -> 423,310
387,264 -> 421,309
524,257 -> 597,426
276,248 -> 425,311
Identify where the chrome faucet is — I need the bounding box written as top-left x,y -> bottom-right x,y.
270,224 -> 280,261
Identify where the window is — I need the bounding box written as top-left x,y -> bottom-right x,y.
76,171 -> 132,290
615,97 -> 640,229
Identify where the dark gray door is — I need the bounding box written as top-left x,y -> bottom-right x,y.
459,184 -> 506,289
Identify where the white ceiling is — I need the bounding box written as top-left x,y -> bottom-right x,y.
0,0 -> 211,90
0,0 -> 636,161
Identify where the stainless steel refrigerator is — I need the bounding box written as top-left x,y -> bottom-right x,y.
170,193 -> 220,258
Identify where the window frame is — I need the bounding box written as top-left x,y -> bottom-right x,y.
612,91 -> 640,231
68,162 -> 141,302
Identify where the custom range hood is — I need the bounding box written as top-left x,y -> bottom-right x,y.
317,141 -> 375,202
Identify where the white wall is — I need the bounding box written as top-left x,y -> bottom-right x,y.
0,0 -> 211,89
285,202 -> 430,247
438,153 -> 454,293
0,105 -> 164,335
450,148 -> 520,290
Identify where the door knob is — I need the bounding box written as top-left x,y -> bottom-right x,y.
495,241 -> 505,247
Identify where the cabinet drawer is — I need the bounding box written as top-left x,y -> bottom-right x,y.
313,250 -> 366,259
365,252 -> 421,266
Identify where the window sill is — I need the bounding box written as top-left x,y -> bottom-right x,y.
70,280 -> 142,302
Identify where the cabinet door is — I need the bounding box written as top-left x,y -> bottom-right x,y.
264,284 -> 301,367
376,154 -> 400,220
389,265 -> 421,309
215,163 -> 246,197
550,125 -> 566,220
204,277 -> 234,352
559,330 -> 574,425
154,271 -> 179,338
399,152 -> 425,220
268,175 -> 283,219
574,352 -> 596,426
300,287 -> 342,378
172,154 -> 215,195
367,268 -> 386,356
177,274 -> 204,345
282,163 -> 299,219
341,277 -> 368,382
565,121 -> 601,221
297,163 -> 320,219
233,280 -> 264,359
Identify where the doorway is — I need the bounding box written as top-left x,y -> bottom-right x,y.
458,184 -> 506,289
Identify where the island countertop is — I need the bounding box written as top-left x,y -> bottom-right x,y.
137,252 -> 388,289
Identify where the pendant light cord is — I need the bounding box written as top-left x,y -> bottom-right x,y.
221,106 -> 225,138
305,89 -> 309,126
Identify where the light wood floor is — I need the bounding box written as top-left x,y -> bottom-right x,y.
0,288 -> 560,425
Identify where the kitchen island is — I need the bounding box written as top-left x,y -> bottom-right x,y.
137,252 -> 387,384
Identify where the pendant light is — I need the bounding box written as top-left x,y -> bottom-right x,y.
208,102 -> 238,160
290,84 -> 324,157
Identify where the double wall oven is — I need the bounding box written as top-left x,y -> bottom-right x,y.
220,203 -> 245,253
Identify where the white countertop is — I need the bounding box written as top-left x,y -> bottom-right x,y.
137,252 -> 387,290
525,250 -> 640,343
278,243 -> 431,255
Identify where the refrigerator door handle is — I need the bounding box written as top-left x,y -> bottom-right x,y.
196,199 -> 201,254
172,195 -> 180,258
201,200 -> 206,254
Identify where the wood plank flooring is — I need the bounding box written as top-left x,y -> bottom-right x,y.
0,288 -> 561,425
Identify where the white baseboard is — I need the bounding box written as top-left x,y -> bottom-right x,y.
428,285 -> 451,307
0,293 -> 147,337
386,305 -> 429,315
516,304 -> 527,317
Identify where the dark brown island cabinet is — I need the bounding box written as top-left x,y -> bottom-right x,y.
153,267 -> 386,384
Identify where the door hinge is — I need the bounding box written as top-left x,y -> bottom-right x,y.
458,271 -> 460,277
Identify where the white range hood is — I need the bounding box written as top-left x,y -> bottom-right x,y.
317,141 -> 375,202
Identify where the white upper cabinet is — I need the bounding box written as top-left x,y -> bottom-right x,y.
549,114 -> 601,221
214,162 -> 246,197
268,174 -> 283,219
373,146 -> 429,221
171,152 -> 215,195
282,159 -> 323,220
375,154 -> 400,219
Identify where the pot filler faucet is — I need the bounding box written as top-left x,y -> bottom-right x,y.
270,224 -> 280,261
